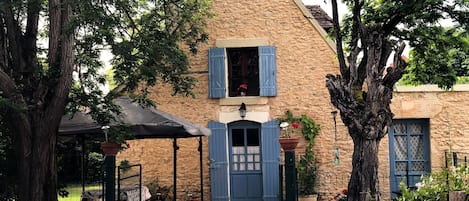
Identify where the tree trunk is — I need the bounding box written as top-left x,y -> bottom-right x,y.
348,137 -> 381,201
14,117 -> 60,201
8,0 -> 74,200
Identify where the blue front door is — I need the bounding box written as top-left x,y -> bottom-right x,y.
229,121 -> 263,201
389,119 -> 431,198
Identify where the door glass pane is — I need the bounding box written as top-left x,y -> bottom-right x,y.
411,161 -> 425,171
247,163 -> 254,170
247,146 -> 259,154
395,161 -> 407,172
247,129 -> 259,146
248,155 -> 253,162
410,135 -> 424,160
394,136 -> 407,160
409,123 -> 423,134
255,163 -> 260,170
232,147 -> 244,154
394,123 -> 406,135
232,129 -> 244,146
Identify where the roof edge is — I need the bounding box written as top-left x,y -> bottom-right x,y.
394,84 -> 469,92
293,0 -> 337,53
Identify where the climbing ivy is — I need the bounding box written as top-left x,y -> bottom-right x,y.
278,110 -> 321,195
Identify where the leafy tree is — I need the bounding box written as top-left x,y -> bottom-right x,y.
0,0 -> 211,201
326,0 -> 468,200
402,29 -> 468,88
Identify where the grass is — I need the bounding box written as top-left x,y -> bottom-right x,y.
58,184 -> 101,201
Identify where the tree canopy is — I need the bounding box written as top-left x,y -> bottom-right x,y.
402,28 -> 468,89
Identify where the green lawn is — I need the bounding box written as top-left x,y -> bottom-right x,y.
59,184 -> 100,201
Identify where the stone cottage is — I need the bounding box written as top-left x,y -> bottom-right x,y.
117,0 -> 469,200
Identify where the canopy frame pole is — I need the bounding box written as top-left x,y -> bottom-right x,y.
81,136 -> 86,193
199,136 -> 204,201
173,138 -> 179,201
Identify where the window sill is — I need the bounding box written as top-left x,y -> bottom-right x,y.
219,96 -> 268,106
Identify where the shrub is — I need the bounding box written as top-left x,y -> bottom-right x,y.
86,152 -> 104,184
397,165 -> 469,201
147,179 -> 172,201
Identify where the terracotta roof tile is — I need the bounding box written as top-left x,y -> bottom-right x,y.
305,5 -> 333,31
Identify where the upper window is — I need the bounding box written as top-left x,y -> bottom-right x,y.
208,46 -> 277,98
227,48 -> 260,97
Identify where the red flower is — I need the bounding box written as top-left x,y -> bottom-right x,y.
238,84 -> 248,91
342,188 -> 348,195
333,194 -> 339,200
291,122 -> 299,129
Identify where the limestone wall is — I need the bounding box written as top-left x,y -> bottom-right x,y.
117,0 -> 342,200
392,85 -> 469,170
116,0 -> 469,199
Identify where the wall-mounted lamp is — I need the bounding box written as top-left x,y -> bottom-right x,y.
239,103 -> 247,119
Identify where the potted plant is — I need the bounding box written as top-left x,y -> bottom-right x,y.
101,125 -> 133,156
278,121 -> 300,151
237,83 -> 248,96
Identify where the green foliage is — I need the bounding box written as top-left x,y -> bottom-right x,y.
103,126 -> 135,145
147,179 -> 172,201
397,165 -> 469,201
59,0 -> 213,132
278,110 -> 321,195
0,99 -> 17,200
338,0 -> 468,89
86,152 -> 104,184
119,159 -> 131,174
401,28 -> 469,89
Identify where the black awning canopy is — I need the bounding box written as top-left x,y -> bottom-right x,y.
59,96 -> 211,138
58,96 -> 210,201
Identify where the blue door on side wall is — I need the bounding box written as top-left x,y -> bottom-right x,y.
229,121 -> 262,201
389,119 -> 431,199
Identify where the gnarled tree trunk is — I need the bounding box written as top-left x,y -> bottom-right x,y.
326,13 -> 407,199
348,137 -> 381,200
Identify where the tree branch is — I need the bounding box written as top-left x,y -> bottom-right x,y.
383,41 -> 407,87
348,0 -> 367,87
25,0 -> 40,50
331,0 -> 348,80
382,1 -> 424,35
0,69 -> 16,98
2,1 -> 24,71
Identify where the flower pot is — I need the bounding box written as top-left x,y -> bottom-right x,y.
449,191 -> 467,201
101,142 -> 121,156
279,138 -> 299,152
299,194 -> 318,201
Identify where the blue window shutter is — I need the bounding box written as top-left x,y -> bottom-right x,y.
208,121 -> 229,200
208,48 -> 226,98
261,120 -> 280,201
259,46 -> 277,96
